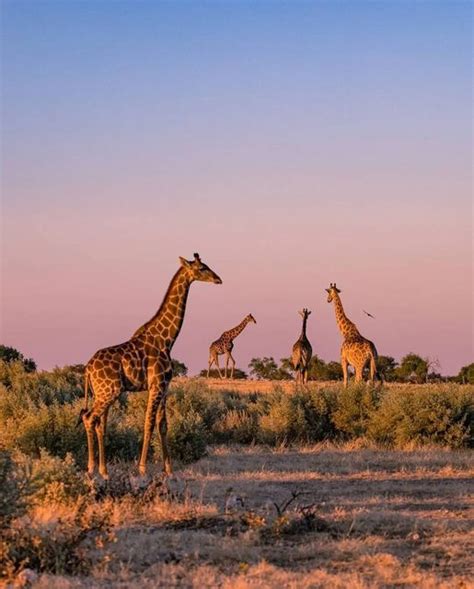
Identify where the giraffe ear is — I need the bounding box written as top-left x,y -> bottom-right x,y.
179,256 -> 191,268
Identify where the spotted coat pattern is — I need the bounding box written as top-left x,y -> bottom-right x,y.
81,254 -> 222,478
291,309 -> 313,384
326,284 -> 380,387
207,314 -> 256,379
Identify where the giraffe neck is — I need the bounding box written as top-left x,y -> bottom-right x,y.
224,317 -> 251,341
332,293 -> 360,338
133,267 -> 191,350
300,315 -> 308,338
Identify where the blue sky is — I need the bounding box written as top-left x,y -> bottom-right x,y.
2,1 -> 472,374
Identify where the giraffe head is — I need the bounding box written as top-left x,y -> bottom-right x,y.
179,253 -> 222,284
247,313 -> 257,324
325,283 -> 341,303
298,308 -> 311,319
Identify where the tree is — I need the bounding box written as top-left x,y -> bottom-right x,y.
281,355 -> 342,381
376,356 -> 398,382
457,363 -> 474,384
396,353 -> 429,383
171,359 -> 188,377
248,357 -> 291,380
324,361 -> 344,381
0,345 -> 36,372
200,368 -> 248,380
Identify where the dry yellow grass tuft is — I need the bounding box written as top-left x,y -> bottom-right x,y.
4,444 -> 471,588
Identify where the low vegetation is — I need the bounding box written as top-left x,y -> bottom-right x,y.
0,357 -> 473,586
0,360 -> 472,469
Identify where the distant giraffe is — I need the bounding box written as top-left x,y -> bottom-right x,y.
207,314 -> 256,379
79,254 -> 222,478
326,283 -> 381,387
291,309 -> 312,384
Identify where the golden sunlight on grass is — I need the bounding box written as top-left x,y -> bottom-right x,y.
12,445 -> 473,589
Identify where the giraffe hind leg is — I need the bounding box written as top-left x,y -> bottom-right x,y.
83,413 -> 96,475
207,355 -> 214,378
224,353 -> 230,379
215,355 -> 223,379
95,409 -> 110,479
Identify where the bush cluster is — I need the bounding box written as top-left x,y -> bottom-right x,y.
0,361 -> 472,473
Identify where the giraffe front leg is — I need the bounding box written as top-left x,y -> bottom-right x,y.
341,358 -> 349,388
139,390 -> 161,476
229,353 -> 236,379
156,397 -> 172,475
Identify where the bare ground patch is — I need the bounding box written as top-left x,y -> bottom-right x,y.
21,446 -> 473,588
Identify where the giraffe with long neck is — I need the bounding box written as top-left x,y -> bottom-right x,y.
291,309 -> 313,384
326,283 -> 380,387
207,314 -> 256,379
80,253 -> 222,478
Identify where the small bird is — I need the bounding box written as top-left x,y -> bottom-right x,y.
363,310 -> 375,319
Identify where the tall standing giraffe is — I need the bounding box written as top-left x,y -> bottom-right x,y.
79,254 -> 222,478
291,309 -> 313,384
326,283 -> 381,387
207,314 -> 256,379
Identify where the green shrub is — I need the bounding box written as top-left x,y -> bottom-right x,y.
258,388 -> 336,445
0,360 -> 83,406
331,384 -> 382,438
156,409 -> 208,463
0,499 -> 111,578
215,408 -> 259,443
169,381 -> 225,431
369,385 -> 474,448
0,448 -> 31,529
20,450 -> 87,505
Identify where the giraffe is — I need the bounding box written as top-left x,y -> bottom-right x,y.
326,283 -> 381,387
291,309 -> 313,384
207,314 -> 256,379
79,253 -> 222,478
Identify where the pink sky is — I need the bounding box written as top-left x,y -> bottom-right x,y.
1,2 -> 472,376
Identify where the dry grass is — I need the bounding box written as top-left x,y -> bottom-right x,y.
10,444 -> 473,589
175,377 -> 466,394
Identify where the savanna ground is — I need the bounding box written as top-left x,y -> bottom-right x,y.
1,367 -> 473,588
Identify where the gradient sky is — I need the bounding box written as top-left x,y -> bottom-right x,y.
1,1 -> 472,376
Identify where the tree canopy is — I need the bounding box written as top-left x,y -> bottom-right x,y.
0,345 -> 37,373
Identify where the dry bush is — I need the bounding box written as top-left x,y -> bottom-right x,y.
0,499 -> 112,580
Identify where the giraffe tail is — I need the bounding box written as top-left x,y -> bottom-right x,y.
76,371 -> 90,427
370,345 -> 383,385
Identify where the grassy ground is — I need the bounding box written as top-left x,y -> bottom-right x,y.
25,444 -> 473,588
